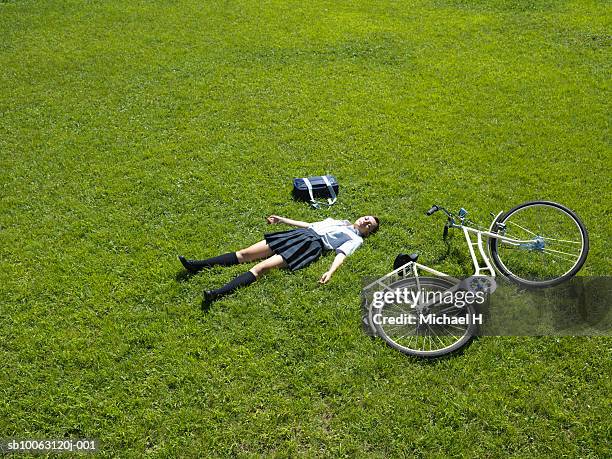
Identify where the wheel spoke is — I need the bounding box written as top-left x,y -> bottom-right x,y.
542,247 -> 580,259
507,220 -> 537,236
491,202 -> 587,287
541,249 -> 578,263
374,277 -> 475,356
542,237 -> 582,245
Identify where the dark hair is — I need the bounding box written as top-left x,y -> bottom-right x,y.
370,216 -> 380,235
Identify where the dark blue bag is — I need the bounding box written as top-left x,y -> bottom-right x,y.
292,175 -> 339,208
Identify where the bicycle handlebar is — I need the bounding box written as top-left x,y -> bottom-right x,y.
426,205 -> 439,216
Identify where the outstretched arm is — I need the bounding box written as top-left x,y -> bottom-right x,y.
319,252 -> 346,284
267,215 -> 310,228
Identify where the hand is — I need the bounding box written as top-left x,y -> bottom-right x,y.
319,271 -> 332,284
266,215 -> 282,224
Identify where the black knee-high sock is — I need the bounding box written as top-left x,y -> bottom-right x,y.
179,252 -> 238,272
209,271 -> 257,298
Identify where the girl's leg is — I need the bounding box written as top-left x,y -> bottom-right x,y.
249,254 -> 287,278
203,255 -> 287,307
178,252 -> 238,272
236,240 -> 274,263
179,240 -> 273,273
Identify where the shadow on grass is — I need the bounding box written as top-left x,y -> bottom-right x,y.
430,235 -> 473,264
174,269 -> 217,312
175,269 -> 198,282
201,297 -> 212,313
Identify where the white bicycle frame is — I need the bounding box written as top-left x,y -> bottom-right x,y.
363,203 -> 587,347
363,210 -> 538,313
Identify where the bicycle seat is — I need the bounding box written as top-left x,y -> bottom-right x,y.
393,253 -> 419,270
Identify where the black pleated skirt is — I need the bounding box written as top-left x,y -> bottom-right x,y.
264,228 -> 325,271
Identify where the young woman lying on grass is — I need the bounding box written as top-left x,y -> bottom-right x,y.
179,215 -> 380,307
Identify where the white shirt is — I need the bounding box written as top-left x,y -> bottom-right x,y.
309,218 -> 363,256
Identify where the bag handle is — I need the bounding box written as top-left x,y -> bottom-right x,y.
303,176 -> 337,209
322,175 -> 337,206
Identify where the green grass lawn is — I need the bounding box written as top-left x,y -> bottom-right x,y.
1,0 -> 610,456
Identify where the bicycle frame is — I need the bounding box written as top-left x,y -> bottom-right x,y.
363,208 -> 537,303
456,211 -> 544,276
364,201 -> 589,356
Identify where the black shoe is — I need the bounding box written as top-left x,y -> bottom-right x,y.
201,290 -> 218,310
179,255 -> 202,273
393,253 -> 419,270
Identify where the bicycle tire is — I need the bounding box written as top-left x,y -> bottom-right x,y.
370,277 -> 477,358
488,201 -> 589,288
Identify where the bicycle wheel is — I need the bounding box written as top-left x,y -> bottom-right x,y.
489,201 -> 589,288
370,277 -> 477,358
